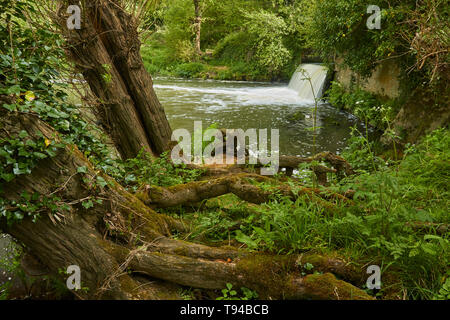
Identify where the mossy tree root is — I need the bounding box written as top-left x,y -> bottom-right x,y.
137,173 -> 351,211
107,242 -> 373,300
0,113 -> 370,300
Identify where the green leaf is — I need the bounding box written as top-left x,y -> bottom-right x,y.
77,166 -> 87,173
33,152 -> 47,159
18,130 -> 28,138
96,176 -> 107,188
1,173 -> 15,182
7,85 -> 21,95
82,200 -> 93,209
2,104 -> 17,112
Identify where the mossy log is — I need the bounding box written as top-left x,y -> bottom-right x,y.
137,173 -> 351,211
0,112 -> 371,300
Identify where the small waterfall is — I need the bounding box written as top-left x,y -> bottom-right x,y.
288,64 -> 328,101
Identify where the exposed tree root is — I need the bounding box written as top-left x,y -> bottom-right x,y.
137,173 -> 351,211
0,113 -> 371,300
106,242 -> 372,300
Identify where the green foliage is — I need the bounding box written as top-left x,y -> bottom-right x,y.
342,127 -> 386,172
213,32 -> 252,62
174,62 -> 208,78
0,0 -> 120,225
181,129 -> 450,299
0,192 -> 70,226
163,0 -> 196,62
121,150 -> 203,190
307,0 -> 449,87
307,0 -> 402,77
142,0 -> 309,81
0,131 -> 63,183
433,278 -> 450,300
326,81 -> 397,129
242,9 -> 291,76
216,283 -> 258,300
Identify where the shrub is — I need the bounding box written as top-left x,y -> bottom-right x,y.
174,62 -> 208,78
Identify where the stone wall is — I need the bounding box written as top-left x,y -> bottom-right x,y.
334,58 -> 401,99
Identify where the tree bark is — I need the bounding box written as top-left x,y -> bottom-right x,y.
57,0 -> 172,159
193,0 -> 203,56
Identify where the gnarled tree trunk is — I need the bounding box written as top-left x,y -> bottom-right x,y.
56,0 -> 172,159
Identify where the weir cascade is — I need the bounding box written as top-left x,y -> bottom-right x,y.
288,64 -> 329,101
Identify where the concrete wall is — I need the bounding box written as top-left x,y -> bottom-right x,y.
334,58 -> 401,99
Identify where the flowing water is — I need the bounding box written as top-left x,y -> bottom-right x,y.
288,64 -> 329,100
153,75 -> 369,157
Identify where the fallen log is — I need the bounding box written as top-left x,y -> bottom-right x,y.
137,173 -> 351,211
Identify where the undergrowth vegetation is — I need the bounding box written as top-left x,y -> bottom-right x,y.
0,0 -> 448,301
159,128 -> 449,300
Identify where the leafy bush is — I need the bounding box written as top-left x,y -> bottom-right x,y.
163,0 -> 196,62
213,32 -> 255,63
326,81 -> 397,129
307,0 -> 449,85
242,9 -> 292,76
342,128 -> 387,172
121,150 -> 203,190
174,62 -> 208,78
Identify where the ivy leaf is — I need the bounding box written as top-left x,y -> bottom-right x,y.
1,173 -> 15,182
7,85 -> 21,95
2,104 -> 17,112
59,120 -> 70,131
96,176 -> 107,188
33,152 -> 47,159
77,166 -> 87,173
45,149 -> 57,157
82,200 -> 93,209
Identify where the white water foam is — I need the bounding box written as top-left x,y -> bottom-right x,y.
288,64 -> 328,100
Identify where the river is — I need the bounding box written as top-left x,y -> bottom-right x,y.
153,77 -> 368,157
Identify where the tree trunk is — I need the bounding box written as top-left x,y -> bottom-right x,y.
57,0 -> 172,159
193,0 -> 203,56
0,111 -> 373,300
